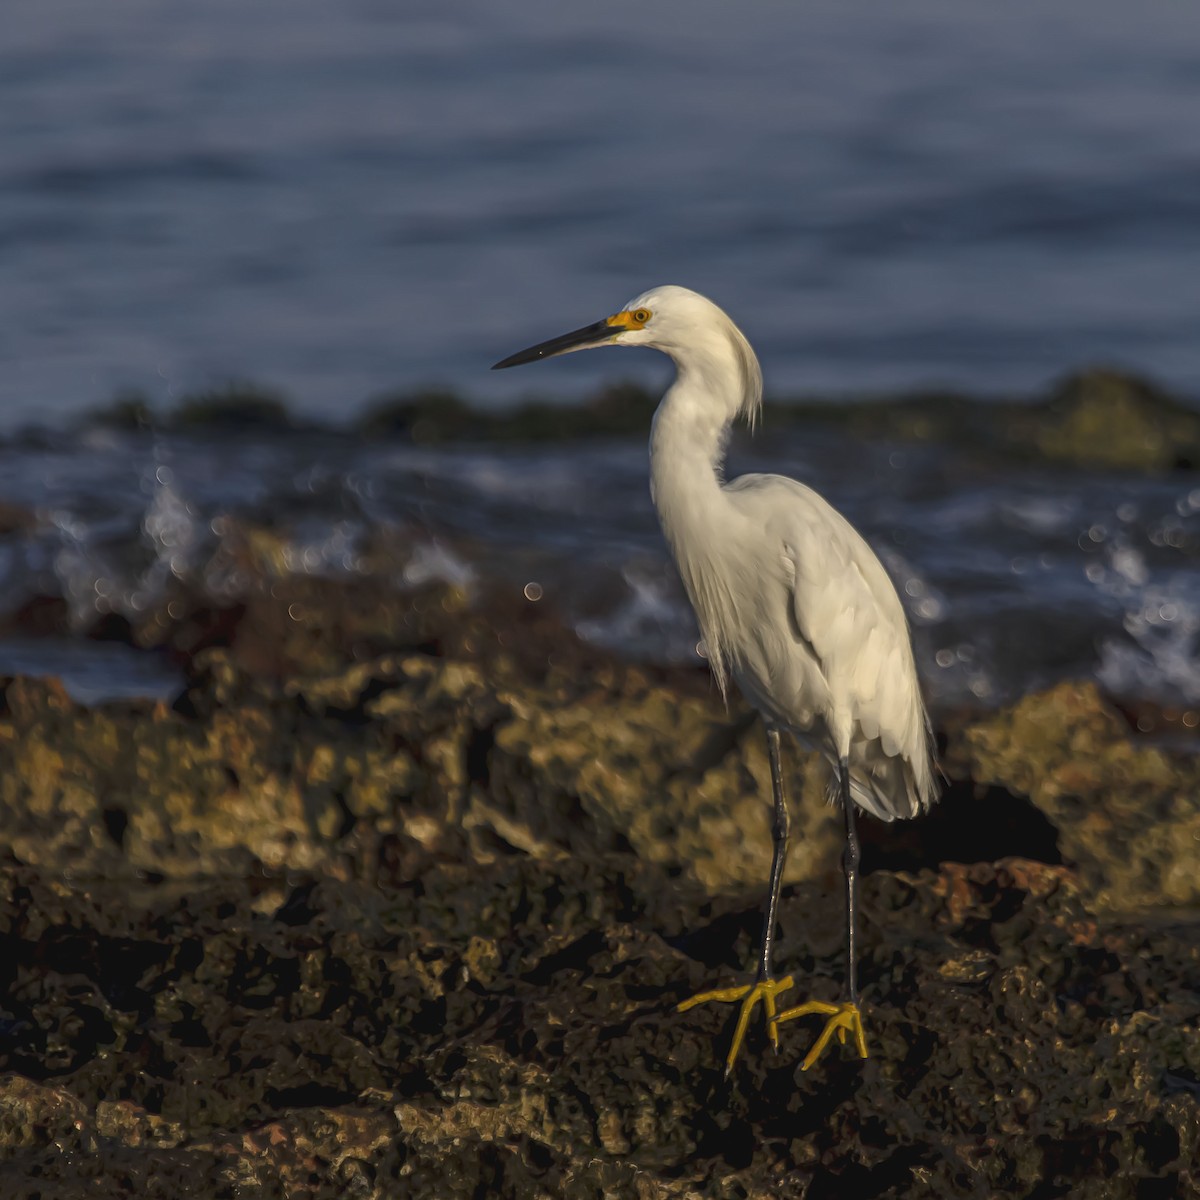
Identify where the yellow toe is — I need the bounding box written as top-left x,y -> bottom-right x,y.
677,974 -> 794,1074
772,999 -> 869,1071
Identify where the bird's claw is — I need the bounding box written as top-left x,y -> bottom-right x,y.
676,974 -> 794,1075
772,998 -> 869,1070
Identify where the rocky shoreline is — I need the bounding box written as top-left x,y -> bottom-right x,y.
55,364 -> 1200,473
0,572 -> 1197,1198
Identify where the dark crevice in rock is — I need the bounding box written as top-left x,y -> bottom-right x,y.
805,1145 -> 944,1200
859,778 -> 1062,874
264,1082 -> 357,1110
274,881 -> 319,927
464,722 -> 497,788
101,806 -> 129,848
521,930 -> 608,985
663,906 -> 761,972
314,675 -> 395,727
1161,1066 -> 1200,1099
333,789 -> 357,839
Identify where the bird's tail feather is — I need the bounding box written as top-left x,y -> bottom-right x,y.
826,752 -> 934,823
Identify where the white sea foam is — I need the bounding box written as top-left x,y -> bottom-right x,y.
1001,495 -> 1078,536
575,565 -> 698,664
1093,541 -> 1200,702
401,539 -> 476,590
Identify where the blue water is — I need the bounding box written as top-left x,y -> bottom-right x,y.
2,0 -> 1199,426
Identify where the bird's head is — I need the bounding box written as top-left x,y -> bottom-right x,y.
493,285 -> 734,365
492,284 -> 763,424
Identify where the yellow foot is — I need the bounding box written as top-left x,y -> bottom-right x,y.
676,975 -> 794,1075
772,999 -> 869,1071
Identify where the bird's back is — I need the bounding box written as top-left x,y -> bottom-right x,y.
719,473 -> 936,822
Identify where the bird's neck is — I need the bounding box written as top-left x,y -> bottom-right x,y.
649,376 -> 730,508
649,344 -> 746,493
648,365 -> 745,691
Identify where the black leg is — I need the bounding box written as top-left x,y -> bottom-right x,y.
674,728 -> 800,1074
765,752 -> 869,1069
758,727 -> 791,982
840,756 -> 861,1006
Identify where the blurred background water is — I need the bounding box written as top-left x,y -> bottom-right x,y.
0,0 -> 1198,715
3,0 -> 1199,419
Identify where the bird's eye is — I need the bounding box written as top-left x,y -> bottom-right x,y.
632,308 -> 652,325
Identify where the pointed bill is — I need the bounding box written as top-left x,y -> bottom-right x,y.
491,317 -> 620,369
492,307 -> 653,369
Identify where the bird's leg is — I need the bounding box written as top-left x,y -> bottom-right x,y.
772,756 -> 869,1070
759,727 -> 791,987
676,726 -> 795,1075
842,760 -> 862,1008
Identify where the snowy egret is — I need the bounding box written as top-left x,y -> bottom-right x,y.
493,285 -> 937,1074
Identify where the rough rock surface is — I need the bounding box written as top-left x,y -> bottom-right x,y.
953,680 -> 1200,911
0,585 -> 1197,1198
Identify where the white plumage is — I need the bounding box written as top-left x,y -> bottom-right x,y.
637,285 -> 935,821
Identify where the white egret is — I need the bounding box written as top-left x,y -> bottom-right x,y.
493,285 -> 937,1074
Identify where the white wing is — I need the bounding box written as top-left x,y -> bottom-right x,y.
726,473 -> 936,819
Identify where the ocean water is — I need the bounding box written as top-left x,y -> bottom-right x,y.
0,422 -> 1197,716
1,3 -> 1199,714
2,0 -> 1199,424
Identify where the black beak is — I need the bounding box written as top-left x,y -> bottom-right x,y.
491,318 -> 616,369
